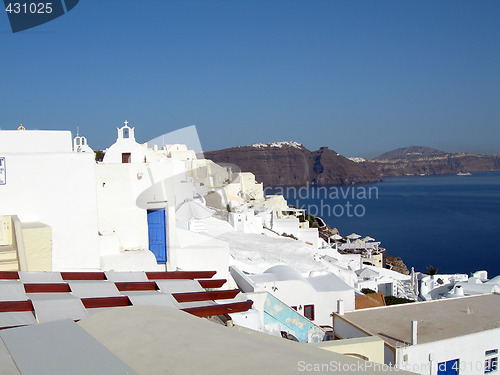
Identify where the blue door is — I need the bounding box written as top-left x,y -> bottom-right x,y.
147,209 -> 167,264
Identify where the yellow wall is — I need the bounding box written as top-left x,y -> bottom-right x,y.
312,336 -> 385,364
22,222 -> 52,271
372,253 -> 383,267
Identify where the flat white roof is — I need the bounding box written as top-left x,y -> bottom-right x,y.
308,273 -> 353,292
76,305 -> 416,374
341,293 -> 500,346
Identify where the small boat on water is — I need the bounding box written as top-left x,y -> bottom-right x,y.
457,172 -> 472,176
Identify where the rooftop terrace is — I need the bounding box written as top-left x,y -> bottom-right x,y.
340,293 -> 500,346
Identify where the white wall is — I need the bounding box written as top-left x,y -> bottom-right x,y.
272,217 -> 299,237
191,159 -> 229,188
243,212 -> 264,234
420,274 -> 468,300
333,314 -> 371,339
97,158 -> 229,276
103,142 -> 147,164
228,213 -> 245,231
97,159 -> 192,252
252,278 -> 351,326
397,328 -> 500,375
172,160 -> 196,206
297,228 -> 319,248
102,126 -> 147,164
0,130 -> 72,153
0,152 -> 100,270
230,266 -> 257,293
96,163 -> 150,251
174,228 -> 229,280
356,280 -> 380,293
234,172 -> 264,200
225,183 -> 244,204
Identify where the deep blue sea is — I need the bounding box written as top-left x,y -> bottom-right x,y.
268,171 -> 500,278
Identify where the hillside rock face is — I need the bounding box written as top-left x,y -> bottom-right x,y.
204,143 -> 500,187
203,142 -> 378,186
368,146 -> 500,177
311,147 -> 378,185
386,256 -> 410,275
374,146 -> 448,161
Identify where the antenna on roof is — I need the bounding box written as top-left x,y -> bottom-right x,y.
76,125 -> 80,137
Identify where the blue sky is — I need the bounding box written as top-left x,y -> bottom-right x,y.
1,0 -> 498,158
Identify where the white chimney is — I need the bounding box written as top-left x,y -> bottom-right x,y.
337,300 -> 345,315
411,320 -> 418,345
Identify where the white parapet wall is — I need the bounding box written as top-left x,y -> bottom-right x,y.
312,336 -> 385,364
173,228 -> 229,280
0,130 -> 72,153
272,217 -> 300,237
297,227 -> 319,248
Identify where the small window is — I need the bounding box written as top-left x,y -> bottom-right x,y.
304,304 -> 315,321
123,128 -> 129,138
486,349 -> 498,374
122,153 -> 131,163
291,306 -> 297,311
485,358 -> 497,374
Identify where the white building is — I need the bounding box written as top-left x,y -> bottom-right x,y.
419,273 -> 469,300
355,266 -> 418,300
102,121 -> 147,164
0,124 -> 231,279
232,264 -> 355,327
226,172 -> 264,202
227,210 -> 264,234
418,271 -> 500,301
251,195 -> 324,248
0,304 -> 417,375
333,293 -> 500,375
0,129 -> 100,270
444,276 -> 500,298
97,123 -> 230,278
72,128 -> 93,153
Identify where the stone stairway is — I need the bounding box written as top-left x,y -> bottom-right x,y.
396,280 -> 418,301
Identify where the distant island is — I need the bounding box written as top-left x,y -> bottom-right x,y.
203,143 -> 500,186
368,145 -> 500,177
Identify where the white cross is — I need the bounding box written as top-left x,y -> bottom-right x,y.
124,120 -> 129,127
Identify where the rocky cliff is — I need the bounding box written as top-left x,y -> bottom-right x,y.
367,146 -> 500,177
311,147 -> 378,185
204,143 -> 500,187
203,142 -> 378,186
